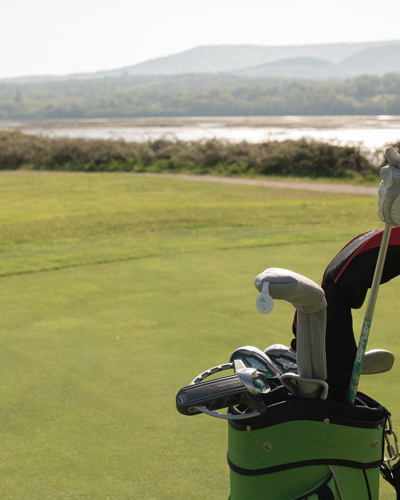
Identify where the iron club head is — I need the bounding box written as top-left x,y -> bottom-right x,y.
361,349 -> 394,375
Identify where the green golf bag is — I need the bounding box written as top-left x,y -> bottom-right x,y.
227,387 -> 389,500
176,227 -> 400,499
226,229 -> 400,499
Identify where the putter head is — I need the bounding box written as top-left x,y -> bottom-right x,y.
362,349 -> 394,375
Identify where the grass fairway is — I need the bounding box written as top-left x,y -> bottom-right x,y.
0,172 -> 399,499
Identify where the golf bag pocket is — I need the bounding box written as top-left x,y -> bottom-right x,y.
227,472 -> 340,500
292,473 -> 339,499
227,388 -> 388,500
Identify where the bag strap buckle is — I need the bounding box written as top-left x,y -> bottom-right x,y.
384,415 -> 400,469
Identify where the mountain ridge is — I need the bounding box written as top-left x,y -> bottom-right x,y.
2,39 -> 400,83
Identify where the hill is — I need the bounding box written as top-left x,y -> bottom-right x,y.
338,45 -> 400,76
231,56 -> 346,79
231,45 -> 400,80
2,40 -> 400,83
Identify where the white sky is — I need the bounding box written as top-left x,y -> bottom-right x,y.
1,0 -> 400,79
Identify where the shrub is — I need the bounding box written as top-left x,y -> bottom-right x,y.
0,131 -> 378,179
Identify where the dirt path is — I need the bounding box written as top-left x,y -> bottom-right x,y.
137,173 -> 378,196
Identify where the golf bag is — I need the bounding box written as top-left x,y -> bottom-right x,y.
227,228 -> 400,500
227,388 -> 388,500
176,228 -> 400,499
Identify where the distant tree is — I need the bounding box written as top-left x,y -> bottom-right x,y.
0,73 -> 400,118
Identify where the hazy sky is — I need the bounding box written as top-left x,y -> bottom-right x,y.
2,0 -> 400,79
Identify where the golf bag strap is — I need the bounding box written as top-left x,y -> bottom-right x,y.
381,461 -> 400,499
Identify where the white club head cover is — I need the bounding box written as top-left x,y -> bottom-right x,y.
280,373 -> 329,400
254,268 -> 326,313
254,268 -> 327,388
378,147 -> 400,226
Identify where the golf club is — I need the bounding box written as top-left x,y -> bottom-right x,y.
234,362 -> 271,395
254,268 -> 328,399
176,362 -> 269,419
346,146 -> 400,404
264,344 -> 298,373
264,344 -> 394,376
361,349 -> 394,375
229,345 -> 283,378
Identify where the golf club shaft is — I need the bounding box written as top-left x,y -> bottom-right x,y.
346,223 -> 392,405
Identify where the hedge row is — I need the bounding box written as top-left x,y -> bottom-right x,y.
0,130 -> 393,178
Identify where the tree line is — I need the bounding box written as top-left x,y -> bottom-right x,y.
1,73 -> 400,119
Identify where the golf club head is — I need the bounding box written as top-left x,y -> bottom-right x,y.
230,345 -> 283,378
362,349 -> 394,375
235,364 -> 271,395
176,373 -> 268,416
176,359 -> 271,418
264,344 -> 298,374
262,345 -> 393,376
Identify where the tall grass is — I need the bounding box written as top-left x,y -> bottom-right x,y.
0,130 -> 385,178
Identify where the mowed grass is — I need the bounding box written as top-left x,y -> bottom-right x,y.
0,172 -> 384,277
0,172 -> 398,500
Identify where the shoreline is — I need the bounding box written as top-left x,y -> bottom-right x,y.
1,115 -> 400,130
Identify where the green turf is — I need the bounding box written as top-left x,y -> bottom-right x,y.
0,172 -> 381,277
0,172 -> 398,499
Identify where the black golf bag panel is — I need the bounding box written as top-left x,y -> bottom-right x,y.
323,227 -> 400,306
227,387 -> 388,500
292,227 -> 400,395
